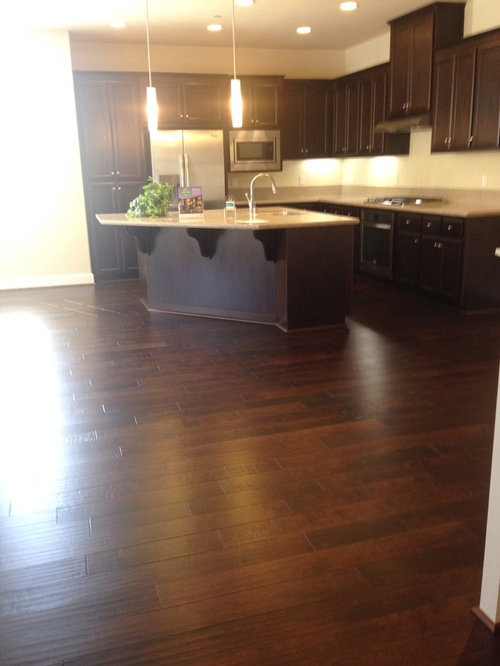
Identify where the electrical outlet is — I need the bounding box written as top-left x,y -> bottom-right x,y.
299,174 -> 306,185
481,174 -> 488,188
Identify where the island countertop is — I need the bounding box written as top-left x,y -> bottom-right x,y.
96,206 -> 359,230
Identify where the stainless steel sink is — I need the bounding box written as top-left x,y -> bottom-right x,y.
256,207 -> 302,216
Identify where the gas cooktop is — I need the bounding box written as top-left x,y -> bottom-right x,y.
364,196 -> 443,206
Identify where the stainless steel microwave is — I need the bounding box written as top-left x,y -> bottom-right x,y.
229,129 -> 281,172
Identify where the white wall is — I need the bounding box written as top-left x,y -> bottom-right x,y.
71,43 -> 345,79
0,30 -> 92,290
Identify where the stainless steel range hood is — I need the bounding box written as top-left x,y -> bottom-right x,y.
374,113 -> 432,134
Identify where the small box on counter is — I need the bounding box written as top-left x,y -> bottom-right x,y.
178,186 -> 204,218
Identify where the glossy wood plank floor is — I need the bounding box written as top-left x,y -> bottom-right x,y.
1,278 -> 499,666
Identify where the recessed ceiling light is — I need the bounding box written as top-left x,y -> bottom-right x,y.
297,26 -> 312,35
109,20 -> 126,29
207,23 -> 223,32
340,1 -> 358,10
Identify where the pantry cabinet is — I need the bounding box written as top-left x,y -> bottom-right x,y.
74,72 -> 149,181
74,72 -> 150,280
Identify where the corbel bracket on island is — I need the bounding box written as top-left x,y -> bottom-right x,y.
253,230 -> 281,262
125,226 -> 161,255
186,229 -> 224,259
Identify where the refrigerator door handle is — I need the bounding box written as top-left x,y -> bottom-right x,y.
179,153 -> 185,187
184,153 -> 190,187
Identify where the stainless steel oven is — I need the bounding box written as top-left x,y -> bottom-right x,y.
229,129 -> 281,172
359,208 -> 395,279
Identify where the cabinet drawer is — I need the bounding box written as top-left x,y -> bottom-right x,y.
397,213 -> 422,232
441,217 -> 463,238
422,216 -> 441,235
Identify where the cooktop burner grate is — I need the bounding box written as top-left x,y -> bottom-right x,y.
364,196 -> 443,206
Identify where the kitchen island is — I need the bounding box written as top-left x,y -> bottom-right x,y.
97,207 -> 358,331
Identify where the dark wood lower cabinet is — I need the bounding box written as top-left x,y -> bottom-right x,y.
419,236 -> 462,301
85,181 -> 144,280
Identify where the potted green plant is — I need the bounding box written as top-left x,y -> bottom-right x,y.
126,177 -> 174,218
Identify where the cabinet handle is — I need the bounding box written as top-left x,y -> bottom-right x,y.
116,171 -> 120,175
414,238 -> 419,244
111,171 -> 115,175
447,225 -> 453,231
405,219 -> 411,226
426,222 -> 431,228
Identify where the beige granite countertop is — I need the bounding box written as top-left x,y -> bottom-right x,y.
96,206 -> 359,230
230,186 -> 500,218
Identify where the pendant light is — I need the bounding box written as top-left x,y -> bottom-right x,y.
145,0 -> 158,135
230,0 -> 243,128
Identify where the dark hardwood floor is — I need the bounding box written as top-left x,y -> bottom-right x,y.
0,277 -> 499,665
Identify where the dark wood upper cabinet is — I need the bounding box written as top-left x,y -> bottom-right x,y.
432,45 -> 475,151
334,78 -> 360,156
432,28 -> 500,152
154,74 -> 230,128
282,79 -> 332,159
334,64 -> 409,158
389,2 -> 465,118
240,77 -> 282,128
471,35 -> 500,149
74,72 -> 149,181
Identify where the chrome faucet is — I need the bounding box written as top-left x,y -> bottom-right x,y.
245,173 -> 277,218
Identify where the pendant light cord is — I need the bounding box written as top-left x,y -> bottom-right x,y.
146,0 -> 153,87
231,0 -> 237,80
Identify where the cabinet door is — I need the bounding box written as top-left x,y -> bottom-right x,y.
85,182 -> 142,280
419,237 -> 442,294
182,79 -> 229,128
108,80 -> 149,180
390,10 -> 433,117
432,54 -> 455,150
281,82 -> 304,158
440,241 -> 462,301
451,50 -> 475,149
358,75 -> 386,156
155,79 -> 184,127
395,233 -> 421,286
390,20 -> 412,117
334,81 -> 359,156
408,11 -> 434,115
303,81 -> 332,158
471,41 -> 500,149
75,78 -> 115,180
242,79 -> 281,128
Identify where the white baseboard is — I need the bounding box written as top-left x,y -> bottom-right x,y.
0,273 -> 95,291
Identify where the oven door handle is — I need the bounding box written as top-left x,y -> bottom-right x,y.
363,222 -> 392,230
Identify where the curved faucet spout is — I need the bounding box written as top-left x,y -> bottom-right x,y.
245,172 -> 277,218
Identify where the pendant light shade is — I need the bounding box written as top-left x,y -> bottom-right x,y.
230,78 -> 243,129
230,0 -> 243,128
145,0 -> 158,135
146,86 -> 158,135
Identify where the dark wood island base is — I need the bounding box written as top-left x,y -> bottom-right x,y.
97,208 -> 358,331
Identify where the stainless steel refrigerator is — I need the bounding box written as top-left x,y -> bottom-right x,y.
150,129 -> 226,209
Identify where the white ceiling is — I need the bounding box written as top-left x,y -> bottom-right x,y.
7,0 -> 466,51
